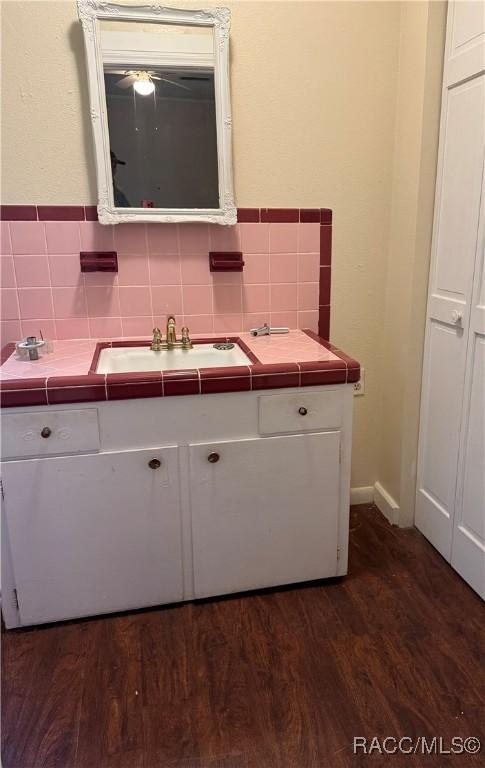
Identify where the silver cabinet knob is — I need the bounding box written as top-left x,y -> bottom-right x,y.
41,427 -> 52,438
298,407 -> 308,416
208,452 -> 220,463
148,458 -> 161,469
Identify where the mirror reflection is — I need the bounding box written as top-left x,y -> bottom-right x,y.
100,20 -> 219,209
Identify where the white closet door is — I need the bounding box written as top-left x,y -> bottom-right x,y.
451,168 -> 485,599
416,2 -> 485,563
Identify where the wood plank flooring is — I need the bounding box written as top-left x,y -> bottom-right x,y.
2,504 -> 484,768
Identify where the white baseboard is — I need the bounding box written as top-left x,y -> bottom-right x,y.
350,486 -> 374,505
373,481 -> 400,525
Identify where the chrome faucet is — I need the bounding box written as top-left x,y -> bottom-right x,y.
150,316 -> 192,351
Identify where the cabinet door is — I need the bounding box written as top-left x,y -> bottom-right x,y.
189,432 -> 341,598
2,447 -> 182,625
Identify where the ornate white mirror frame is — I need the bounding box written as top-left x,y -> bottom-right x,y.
77,1 -> 236,225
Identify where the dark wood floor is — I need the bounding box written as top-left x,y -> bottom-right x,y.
2,504 -> 484,768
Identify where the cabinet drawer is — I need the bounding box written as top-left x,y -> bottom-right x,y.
2,408 -> 100,459
258,390 -> 343,435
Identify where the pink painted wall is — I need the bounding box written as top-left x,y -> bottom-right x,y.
0,219 -> 320,345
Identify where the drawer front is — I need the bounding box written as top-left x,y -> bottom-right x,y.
2,408 -> 100,459
258,390 -> 343,435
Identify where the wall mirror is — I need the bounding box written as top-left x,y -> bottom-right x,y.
77,2 -> 236,225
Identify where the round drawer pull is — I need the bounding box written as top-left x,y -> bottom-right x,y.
298,407 -> 308,416
40,427 -> 52,438
208,452 -> 220,463
148,458 -> 161,469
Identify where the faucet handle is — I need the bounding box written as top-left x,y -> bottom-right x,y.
181,326 -> 192,349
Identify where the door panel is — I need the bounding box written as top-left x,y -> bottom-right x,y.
430,76 -> 484,318
3,447 -> 182,625
416,321 -> 465,557
416,3 -> 484,572
451,165 -> 485,598
446,0 -> 485,86
189,432 -> 341,598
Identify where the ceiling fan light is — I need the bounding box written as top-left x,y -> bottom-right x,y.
134,78 -> 155,96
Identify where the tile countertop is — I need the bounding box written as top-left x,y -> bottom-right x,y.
0,330 -> 360,407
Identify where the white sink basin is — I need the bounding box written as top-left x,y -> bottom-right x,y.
96,343 -> 252,374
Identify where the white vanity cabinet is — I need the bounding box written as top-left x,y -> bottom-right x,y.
1,385 -> 353,628
2,447 -> 183,626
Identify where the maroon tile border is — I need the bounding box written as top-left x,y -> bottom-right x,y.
320,225 -> 332,266
1,205 -> 99,221
200,365 -> 251,394
261,208 -> 299,223
106,371 -> 163,401
319,305 -> 330,341
85,206 -> 98,221
237,208 -> 260,223
251,363 -> 300,390
1,205 -> 37,221
299,360 -> 346,386
236,208 -> 330,224
300,209 -> 320,223
47,375 -> 106,405
163,369 -> 199,397
0,377 -> 47,407
38,206 -> 85,221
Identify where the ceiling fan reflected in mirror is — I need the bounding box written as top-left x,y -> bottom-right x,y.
109,69 -> 192,96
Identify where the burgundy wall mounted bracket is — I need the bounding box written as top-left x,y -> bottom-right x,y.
80,251 -> 118,272
209,251 -> 245,272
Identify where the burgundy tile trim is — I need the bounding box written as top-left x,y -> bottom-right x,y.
320,225 -> 332,266
106,371 -> 163,401
1,388 -> 48,407
300,367 -> 347,386
251,362 -> 299,390
299,209 -> 320,223
89,342 -> 112,373
302,329 -> 360,381
199,365 -> 251,394
1,343 -> 16,365
84,206 -> 98,221
347,367 -> 360,383
1,205 -> 37,221
47,375 -> 107,405
320,208 -> 333,225
37,206 -> 85,221
319,266 -> 331,306
0,377 -> 47,407
162,369 -> 199,397
260,208 -> 299,223
318,305 -> 331,340
237,208 -> 260,223
0,376 -> 47,390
